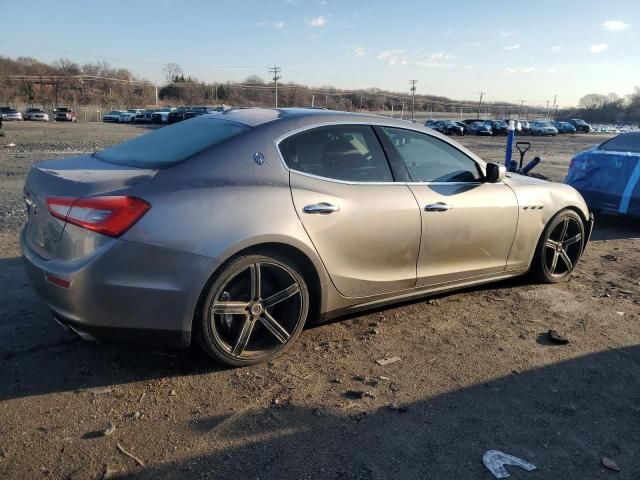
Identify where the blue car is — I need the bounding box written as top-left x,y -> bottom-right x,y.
554,121 -> 577,134
565,131 -> 640,217
466,121 -> 492,136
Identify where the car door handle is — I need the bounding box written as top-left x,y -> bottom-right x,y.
303,202 -> 341,214
424,202 -> 452,212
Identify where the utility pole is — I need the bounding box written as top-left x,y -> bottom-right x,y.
409,80 -> 418,120
546,100 -> 550,119
269,66 -> 281,108
311,95 -> 315,107
477,92 -> 486,119
518,100 -> 525,118
552,94 -> 557,119
154,82 -> 158,107
360,95 -> 363,111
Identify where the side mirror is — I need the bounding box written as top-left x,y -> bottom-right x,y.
485,162 -> 506,183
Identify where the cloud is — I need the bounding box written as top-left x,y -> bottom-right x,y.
308,16 -> 327,27
504,66 -> 537,74
414,52 -> 456,68
498,30 -> 515,38
603,20 -> 630,31
376,49 -> 408,66
551,45 -> 563,52
352,47 -> 366,57
255,21 -> 285,29
589,43 -> 608,53
504,44 -> 521,50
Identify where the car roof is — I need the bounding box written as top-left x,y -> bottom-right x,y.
206,107 -> 432,129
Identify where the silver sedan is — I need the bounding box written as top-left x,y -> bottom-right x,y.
21,108 -> 593,366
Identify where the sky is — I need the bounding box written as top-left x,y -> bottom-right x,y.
1,0 -> 639,107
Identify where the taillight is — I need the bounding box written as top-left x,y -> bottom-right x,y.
47,196 -> 150,237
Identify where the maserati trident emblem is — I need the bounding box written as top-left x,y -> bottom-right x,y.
253,152 -> 266,165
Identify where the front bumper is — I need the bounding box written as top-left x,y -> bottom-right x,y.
21,229 -> 220,348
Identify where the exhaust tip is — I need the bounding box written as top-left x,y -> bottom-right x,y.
53,315 -> 96,342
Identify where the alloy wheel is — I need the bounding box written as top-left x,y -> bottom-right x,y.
544,216 -> 584,278
207,261 -> 304,361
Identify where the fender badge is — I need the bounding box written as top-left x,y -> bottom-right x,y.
254,152 -> 266,165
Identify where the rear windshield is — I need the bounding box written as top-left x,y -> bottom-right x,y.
94,117 -> 250,168
599,132 -> 640,153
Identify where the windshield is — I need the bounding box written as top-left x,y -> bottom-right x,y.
535,121 -> 553,128
57,108 -> 70,112
599,132 -> 640,153
572,119 -> 588,126
108,111 -> 121,115
95,117 -> 250,169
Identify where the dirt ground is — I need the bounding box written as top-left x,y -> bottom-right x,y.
1,121 -> 639,480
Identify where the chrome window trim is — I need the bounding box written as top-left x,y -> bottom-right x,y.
274,120 -> 487,187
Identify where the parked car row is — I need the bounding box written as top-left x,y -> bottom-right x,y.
0,107 -> 78,122
101,106 -> 224,124
425,117 -> 594,137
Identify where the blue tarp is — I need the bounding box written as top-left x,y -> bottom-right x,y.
565,147 -> 640,217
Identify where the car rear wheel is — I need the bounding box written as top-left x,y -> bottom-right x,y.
198,254 -> 309,366
531,209 -> 585,283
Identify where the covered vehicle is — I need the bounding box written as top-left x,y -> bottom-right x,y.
565,131 -> 640,217
102,111 -> 123,123
24,108 -> 49,121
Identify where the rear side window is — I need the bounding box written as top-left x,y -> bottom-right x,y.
279,125 -> 393,182
380,127 -> 482,182
95,117 -> 249,168
599,132 -> 640,153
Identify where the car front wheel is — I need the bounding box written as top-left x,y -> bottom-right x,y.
198,253 -> 310,366
531,209 -> 585,283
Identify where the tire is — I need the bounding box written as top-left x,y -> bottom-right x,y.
531,209 -> 585,283
197,253 -> 310,366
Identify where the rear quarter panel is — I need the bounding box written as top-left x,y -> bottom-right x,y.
121,127 -> 329,284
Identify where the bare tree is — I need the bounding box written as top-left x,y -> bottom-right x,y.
163,63 -> 183,83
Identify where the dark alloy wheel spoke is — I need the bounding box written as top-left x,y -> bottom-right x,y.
549,252 -> 559,274
559,218 -> 569,240
259,311 -> 291,344
564,233 -> 582,246
232,317 -> 255,356
212,301 -> 249,315
264,284 -> 300,309
559,250 -> 573,271
250,263 -> 262,301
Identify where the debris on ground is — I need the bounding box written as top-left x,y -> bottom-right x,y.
4,143 -> 16,148
101,422 -> 116,437
343,390 -> 375,400
116,442 -> 144,467
102,463 -> 119,479
548,330 -> 570,345
376,356 -> 402,366
615,311 -> 625,316
601,456 -> 621,472
601,254 -> 618,261
482,450 -> 537,478
170,389 -> 177,396
387,402 -> 408,413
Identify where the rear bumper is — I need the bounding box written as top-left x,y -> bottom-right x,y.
21,229 -> 220,348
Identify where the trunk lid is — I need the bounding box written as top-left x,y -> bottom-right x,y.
23,155 -> 157,259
